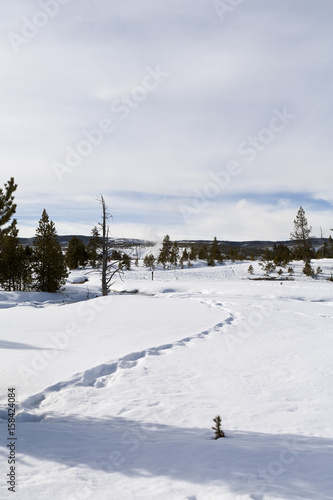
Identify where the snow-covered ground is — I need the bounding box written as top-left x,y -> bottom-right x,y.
1,259 -> 333,499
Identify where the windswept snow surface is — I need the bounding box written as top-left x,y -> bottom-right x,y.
1,260 -> 333,499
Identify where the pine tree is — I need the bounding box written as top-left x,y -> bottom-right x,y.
182,248 -> 189,261
207,249 -> 216,266
158,235 -> 172,268
272,243 -> 291,267
290,206 -> 314,261
0,220 -> 32,291
143,254 -> 156,270
169,241 -> 179,268
303,260 -> 314,277
327,235 -> 333,258
198,243 -> 208,260
210,237 -> 223,264
66,236 -> 87,269
212,415 -> 225,439
227,246 -> 240,261
121,253 -> 131,271
189,245 -> 197,261
288,266 -> 294,277
0,177 -> 17,244
87,226 -> 101,268
33,209 -> 68,292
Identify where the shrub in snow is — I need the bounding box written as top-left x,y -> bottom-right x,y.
316,266 -> 322,276
259,260 -> 276,277
303,260 -> 314,277
143,254 -> 156,270
212,415 -> 225,439
248,265 -> 254,275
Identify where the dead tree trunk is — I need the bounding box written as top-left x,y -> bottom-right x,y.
97,195 -> 123,296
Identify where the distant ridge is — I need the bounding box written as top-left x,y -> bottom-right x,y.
18,236 -> 327,250
19,235 -> 156,248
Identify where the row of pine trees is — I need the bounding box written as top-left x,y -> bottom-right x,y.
1,178 -> 333,292
0,178 -> 130,293
0,205 -> 68,293
143,207 -> 333,271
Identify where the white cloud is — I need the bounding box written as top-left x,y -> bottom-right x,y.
1,0 -> 333,239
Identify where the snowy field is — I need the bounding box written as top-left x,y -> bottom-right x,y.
1,259 -> 333,500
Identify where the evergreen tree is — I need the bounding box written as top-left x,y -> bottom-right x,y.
143,254 -> 156,270
207,237 -> 223,266
87,226 -> 101,267
189,245 -> 197,260
259,249 -> 276,277
66,236 -> 87,269
169,241 -> 179,268
121,252 -> 131,271
290,206 -> 314,261
211,237 -> 223,263
206,254 -> 215,266
182,248 -> 189,260
225,245 -> 240,261
158,235 -> 172,268
303,260 -> 314,277
33,209 -> 68,292
0,177 -> 17,244
212,415 -> 225,439
111,249 -> 122,260
198,243 -> 208,260
261,247 -> 273,261
259,260 -> 276,277
328,235 -> 333,257
0,221 -> 32,291
288,266 -> 294,277
272,243 -> 291,266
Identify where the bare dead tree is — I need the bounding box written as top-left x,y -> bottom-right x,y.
97,195 -> 123,296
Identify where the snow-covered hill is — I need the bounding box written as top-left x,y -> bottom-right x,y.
1,260 -> 333,499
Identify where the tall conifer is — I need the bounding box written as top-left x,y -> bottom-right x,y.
0,177 -> 17,244
33,209 -> 68,292
0,220 -> 32,291
290,206 -> 314,261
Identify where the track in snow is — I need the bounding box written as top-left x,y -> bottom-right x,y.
15,307 -> 236,421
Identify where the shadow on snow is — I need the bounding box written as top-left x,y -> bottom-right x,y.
4,415 -> 333,499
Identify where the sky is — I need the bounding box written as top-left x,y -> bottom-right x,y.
1,0 -> 333,241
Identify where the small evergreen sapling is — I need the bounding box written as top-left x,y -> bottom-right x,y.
288,266 -> 294,277
303,260 -> 314,277
212,415 -> 225,439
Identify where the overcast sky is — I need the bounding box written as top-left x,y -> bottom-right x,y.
1,0 -> 333,241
